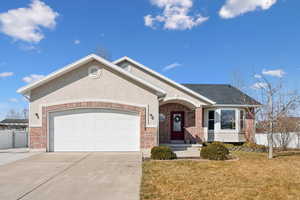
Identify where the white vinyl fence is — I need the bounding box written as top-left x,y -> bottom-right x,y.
255,132 -> 300,149
0,130 -> 28,149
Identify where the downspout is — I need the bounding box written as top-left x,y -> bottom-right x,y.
157,96 -> 165,146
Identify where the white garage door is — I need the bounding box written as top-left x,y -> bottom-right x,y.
49,108 -> 140,152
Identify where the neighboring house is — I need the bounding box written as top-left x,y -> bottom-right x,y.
17,54 -> 260,152
0,119 -> 28,131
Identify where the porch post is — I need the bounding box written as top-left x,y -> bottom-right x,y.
195,106 -> 204,142
245,108 -> 255,142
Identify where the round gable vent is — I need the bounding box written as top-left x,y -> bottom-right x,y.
88,66 -> 102,78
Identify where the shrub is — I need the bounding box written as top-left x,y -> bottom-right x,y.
223,143 -> 235,150
151,146 -> 177,160
224,142 -> 267,152
202,142 -> 210,147
200,142 -> 230,160
242,142 -> 267,152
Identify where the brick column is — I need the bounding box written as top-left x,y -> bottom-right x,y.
195,107 -> 204,142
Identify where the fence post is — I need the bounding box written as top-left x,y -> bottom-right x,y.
12,131 -> 15,148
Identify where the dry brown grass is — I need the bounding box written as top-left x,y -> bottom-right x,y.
141,152 -> 300,200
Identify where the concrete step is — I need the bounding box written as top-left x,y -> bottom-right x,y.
172,148 -> 200,152
174,150 -> 200,158
161,144 -> 202,151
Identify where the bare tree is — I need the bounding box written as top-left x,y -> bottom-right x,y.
6,109 -> 22,119
274,116 -> 298,150
254,76 -> 300,159
231,71 -> 260,143
6,108 -> 28,119
22,109 -> 29,119
94,46 -> 112,61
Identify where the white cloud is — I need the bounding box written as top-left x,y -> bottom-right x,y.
254,74 -> 262,79
74,40 -> 80,45
145,0 -> 208,30
144,15 -> 155,28
0,0 -> 59,43
9,98 -> 18,103
251,82 -> 268,90
0,72 -> 14,78
22,74 -> 45,83
219,0 -> 277,19
19,44 -> 39,51
262,69 -> 285,78
163,62 -> 182,71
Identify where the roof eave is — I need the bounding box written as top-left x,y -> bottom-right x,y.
205,104 -> 262,108
113,57 -> 216,105
17,54 -> 167,97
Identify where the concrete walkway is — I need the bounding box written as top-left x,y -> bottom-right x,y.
0,152 -> 141,200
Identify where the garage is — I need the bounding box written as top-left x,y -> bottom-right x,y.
48,108 -> 140,152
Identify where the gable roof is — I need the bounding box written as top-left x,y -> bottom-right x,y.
182,84 -> 261,106
113,56 -> 216,104
17,54 -> 166,97
0,118 -> 28,125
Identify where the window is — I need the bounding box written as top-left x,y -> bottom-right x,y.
240,110 -> 245,130
159,113 -> 166,122
221,110 -> 236,130
172,113 -> 183,132
119,63 -> 131,72
208,110 -> 215,130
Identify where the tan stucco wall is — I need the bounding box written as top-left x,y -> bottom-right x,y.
29,61 -> 159,127
118,61 -> 208,106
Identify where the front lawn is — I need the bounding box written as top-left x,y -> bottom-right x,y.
141,152 -> 300,200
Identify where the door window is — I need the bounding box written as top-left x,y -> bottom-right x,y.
173,113 -> 183,132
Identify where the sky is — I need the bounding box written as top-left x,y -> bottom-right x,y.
0,0 -> 299,119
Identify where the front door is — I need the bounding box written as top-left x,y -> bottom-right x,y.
171,111 -> 185,140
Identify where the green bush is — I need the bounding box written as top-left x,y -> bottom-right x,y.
151,146 -> 177,160
200,142 -> 230,160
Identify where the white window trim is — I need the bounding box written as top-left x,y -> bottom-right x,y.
207,109 -> 216,131
219,108 -> 237,132
205,108 -> 246,134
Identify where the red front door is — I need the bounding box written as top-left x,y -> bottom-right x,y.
171,111 -> 185,140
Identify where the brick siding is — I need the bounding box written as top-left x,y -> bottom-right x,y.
29,101 -> 157,150
159,103 -> 203,144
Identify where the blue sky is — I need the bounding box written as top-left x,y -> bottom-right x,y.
0,0 -> 299,119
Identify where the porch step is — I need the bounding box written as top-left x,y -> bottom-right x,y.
170,140 -> 185,144
160,144 -> 202,152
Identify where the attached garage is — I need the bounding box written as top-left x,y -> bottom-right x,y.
48,108 -> 140,152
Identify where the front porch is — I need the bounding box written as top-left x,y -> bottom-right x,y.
159,101 -> 203,145
158,100 -> 255,145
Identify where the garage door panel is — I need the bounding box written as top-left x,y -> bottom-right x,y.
49,108 -> 140,152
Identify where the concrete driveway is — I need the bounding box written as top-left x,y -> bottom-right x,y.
0,148 -> 38,166
0,152 -> 142,200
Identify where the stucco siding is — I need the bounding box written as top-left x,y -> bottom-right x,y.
118,61 -> 208,106
29,61 -> 159,127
